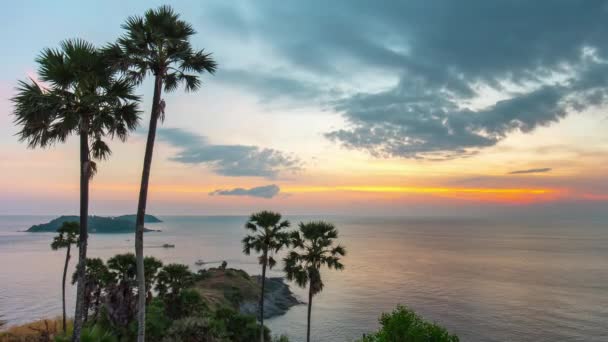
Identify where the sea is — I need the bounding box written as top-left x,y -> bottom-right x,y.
0,215 -> 607,341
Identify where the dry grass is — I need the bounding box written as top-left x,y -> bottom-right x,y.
0,317 -> 72,342
194,268 -> 260,310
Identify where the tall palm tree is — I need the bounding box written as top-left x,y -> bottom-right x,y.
12,39 -> 140,342
51,221 -> 79,333
104,7 -> 217,340
71,258 -> 112,324
284,221 -> 346,342
242,211 -> 291,342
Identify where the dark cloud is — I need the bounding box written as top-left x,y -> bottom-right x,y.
204,0 -> 608,159
217,69 -> 327,103
210,184 -> 280,198
157,128 -> 301,178
509,168 -> 552,175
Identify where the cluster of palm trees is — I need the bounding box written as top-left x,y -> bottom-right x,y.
243,211 -> 346,342
14,5 -> 346,342
12,6 -> 216,342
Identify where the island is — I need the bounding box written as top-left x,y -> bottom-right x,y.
26,214 -> 162,233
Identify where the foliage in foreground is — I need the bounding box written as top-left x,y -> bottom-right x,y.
358,305 -> 459,342
0,318 -> 69,342
46,254 -> 273,342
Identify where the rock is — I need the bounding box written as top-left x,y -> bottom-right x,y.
239,276 -> 303,319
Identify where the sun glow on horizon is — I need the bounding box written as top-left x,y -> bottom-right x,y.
77,183 -> 565,204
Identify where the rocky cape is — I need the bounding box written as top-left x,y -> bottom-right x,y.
194,268 -> 302,319
241,276 -> 303,318
26,214 -> 162,233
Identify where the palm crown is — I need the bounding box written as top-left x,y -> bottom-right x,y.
51,221 -> 80,250
12,39 -> 140,172
14,39 -> 140,145
155,263 -> 194,297
242,211 -> 291,269
284,221 -> 346,295
105,5 -> 217,95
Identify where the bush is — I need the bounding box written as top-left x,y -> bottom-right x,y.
175,289 -> 209,318
223,285 -> 244,306
195,269 -> 212,281
54,325 -> 117,342
145,299 -> 171,342
162,317 -> 221,342
213,307 -> 270,342
359,305 -> 459,342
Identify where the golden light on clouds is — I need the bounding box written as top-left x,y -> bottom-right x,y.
81,183 -> 562,204
281,186 -> 553,195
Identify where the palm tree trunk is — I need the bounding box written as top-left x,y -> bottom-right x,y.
259,253 -> 267,342
61,244 -> 71,333
136,75 -> 163,342
307,284 -> 313,342
93,287 -> 101,323
73,120 -> 90,342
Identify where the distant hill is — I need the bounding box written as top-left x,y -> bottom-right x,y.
26,214 -> 162,233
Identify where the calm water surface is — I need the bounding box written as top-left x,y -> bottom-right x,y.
0,215 -> 607,341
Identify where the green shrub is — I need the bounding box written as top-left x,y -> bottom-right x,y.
196,269 -> 212,281
176,289 -> 209,318
54,325 -> 117,342
359,305 -> 459,342
214,307 -> 270,342
223,285 -> 244,306
145,299 -> 171,342
162,317 -> 221,342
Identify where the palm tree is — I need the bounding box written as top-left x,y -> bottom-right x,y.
284,221 -> 346,342
104,7 -> 217,340
242,211 -> 291,342
143,256 -> 163,303
51,221 -> 79,333
71,258 -> 112,324
12,39 -> 140,342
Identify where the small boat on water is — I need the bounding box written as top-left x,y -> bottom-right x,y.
195,259 -> 205,266
161,243 -> 175,248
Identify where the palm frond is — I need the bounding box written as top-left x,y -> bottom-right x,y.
13,39 -> 141,172
90,138 -> 111,160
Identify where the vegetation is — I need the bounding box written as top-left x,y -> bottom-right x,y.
284,221 -> 346,342
6,3 -> 461,341
0,317 -> 70,341
51,222 -> 80,333
48,255 -> 278,342
27,215 -> 161,233
242,211 -> 291,342
12,38 -> 140,341
103,6 -> 218,341
358,305 -> 460,342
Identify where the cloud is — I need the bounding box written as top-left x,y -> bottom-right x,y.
203,1 -> 608,159
210,184 -> 280,198
509,168 -> 552,175
217,69 -> 327,103
157,128 -> 301,178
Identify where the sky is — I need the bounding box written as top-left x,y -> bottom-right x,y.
1,0 -> 607,216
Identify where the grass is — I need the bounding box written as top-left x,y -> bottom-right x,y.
194,267 -> 260,310
0,317 -> 72,342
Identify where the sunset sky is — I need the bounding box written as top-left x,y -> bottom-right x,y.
1,1 -> 607,215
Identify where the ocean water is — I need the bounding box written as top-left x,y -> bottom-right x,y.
0,215 -> 607,341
